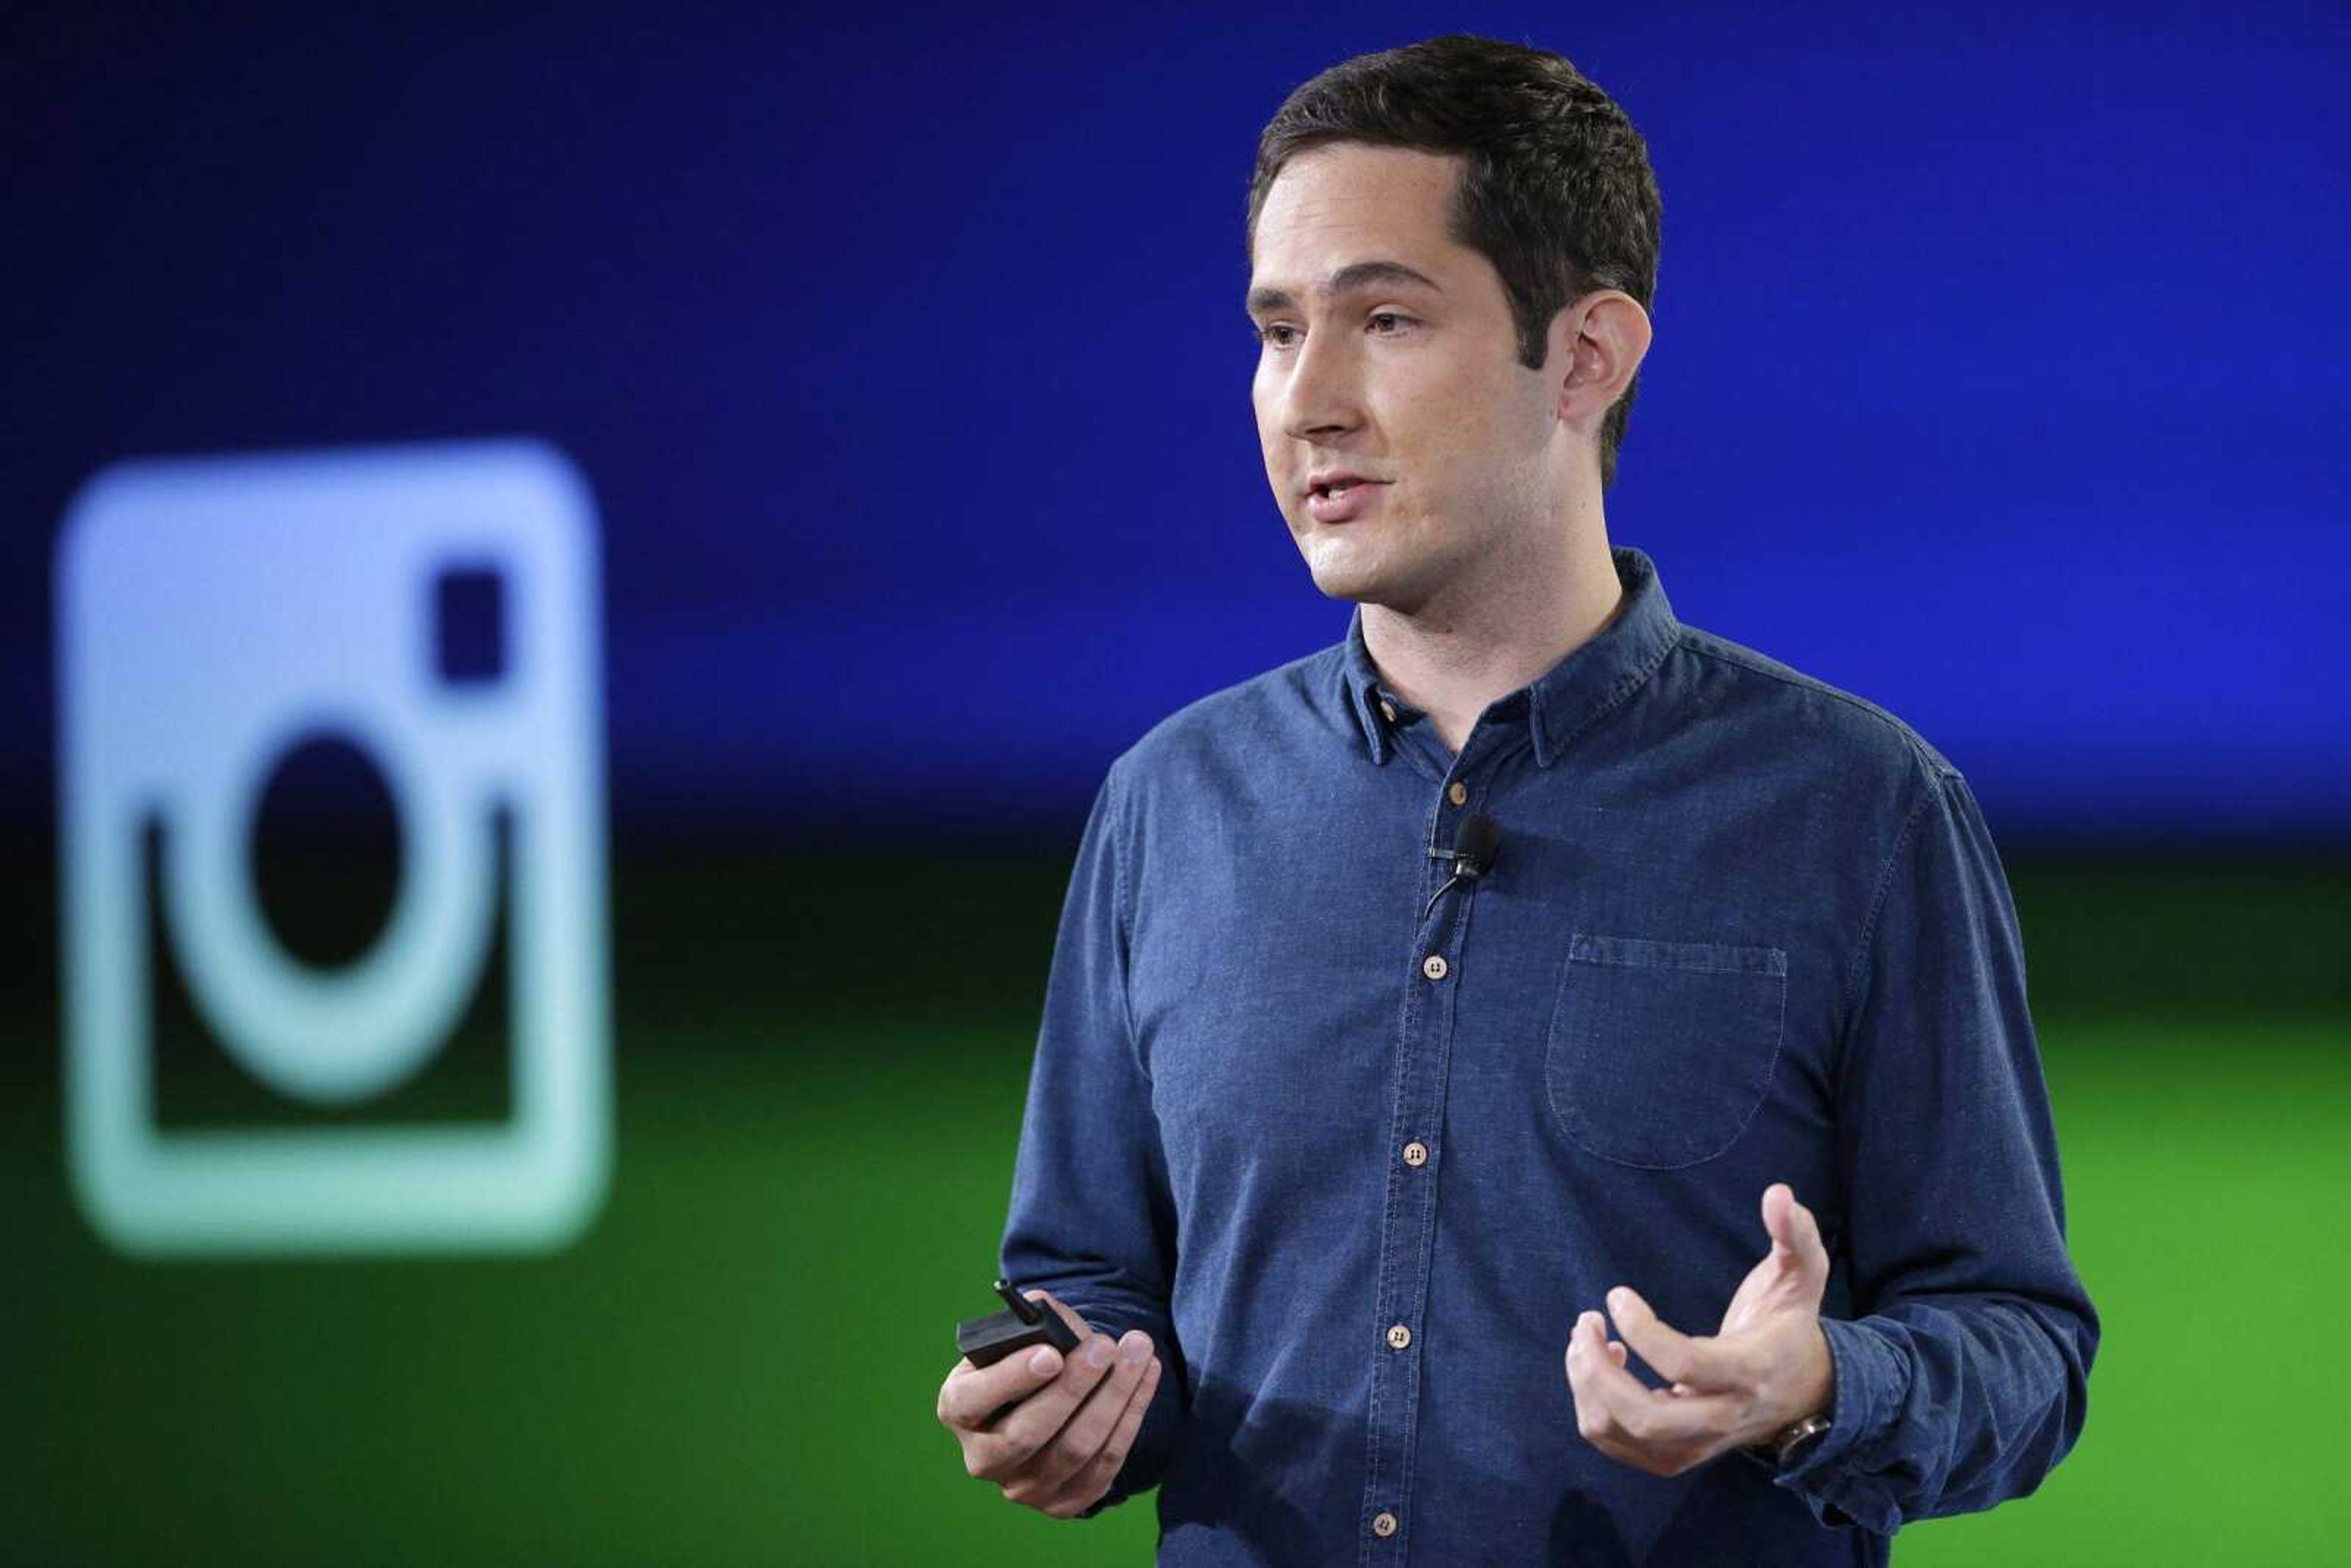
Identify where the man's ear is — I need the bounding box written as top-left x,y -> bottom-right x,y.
1551,290 -> 1653,428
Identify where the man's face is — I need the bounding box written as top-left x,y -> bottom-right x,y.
1247,143 -> 1564,615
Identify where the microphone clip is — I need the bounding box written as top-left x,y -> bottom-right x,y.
1423,812 -> 1502,921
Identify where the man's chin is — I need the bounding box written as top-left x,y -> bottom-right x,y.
1308,570 -> 1377,604
1305,560 -> 1431,618
1307,566 -> 1414,613
1300,545 -> 1382,604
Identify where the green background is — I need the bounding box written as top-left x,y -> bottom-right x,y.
7,844 -> 2347,1562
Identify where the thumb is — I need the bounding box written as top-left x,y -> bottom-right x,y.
1762,1184 -> 1830,1282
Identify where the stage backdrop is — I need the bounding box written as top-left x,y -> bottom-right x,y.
3,6 -> 2345,1566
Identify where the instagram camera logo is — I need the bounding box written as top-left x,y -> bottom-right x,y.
56,440 -> 610,1256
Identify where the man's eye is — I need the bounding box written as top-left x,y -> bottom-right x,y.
1256,323 -> 1299,348
1368,312 -> 1415,334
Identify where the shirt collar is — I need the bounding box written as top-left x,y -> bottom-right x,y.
1336,543 -> 1682,768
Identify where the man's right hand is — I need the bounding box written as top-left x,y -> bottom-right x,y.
937,1288 -> 1164,1519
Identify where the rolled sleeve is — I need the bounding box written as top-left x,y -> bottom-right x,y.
997,761 -> 1187,1512
1773,766 -> 2099,1535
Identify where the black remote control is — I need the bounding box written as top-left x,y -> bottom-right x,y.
957,1277 -> 1084,1368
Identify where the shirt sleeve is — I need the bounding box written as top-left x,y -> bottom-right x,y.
1768,765 -> 2099,1535
997,760 -> 1188,1514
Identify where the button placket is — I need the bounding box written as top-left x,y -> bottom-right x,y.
1361,789 -> 1478,1566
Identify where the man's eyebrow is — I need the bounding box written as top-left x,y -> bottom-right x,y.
1245,260 -> 1445,317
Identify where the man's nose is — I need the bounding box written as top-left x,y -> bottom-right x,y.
1280,329 -> 1363,441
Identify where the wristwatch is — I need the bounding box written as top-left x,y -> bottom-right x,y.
1762,1412 -> 1832,1468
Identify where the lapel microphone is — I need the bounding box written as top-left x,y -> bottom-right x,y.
1423,812 -> 1503,921
1450,812 -> 1501,878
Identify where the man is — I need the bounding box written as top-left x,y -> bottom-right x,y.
936,33 -> 2096,1564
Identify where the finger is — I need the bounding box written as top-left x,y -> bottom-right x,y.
979,1323 -> 1122,1470
940,1286 -> 1093,1430
1024,1288 -> 1095,1340
1562,1308 -> 1602,1391
938,1340 -> 1072,1432
1606,1286 -> 1743,1392
1018,1289 -> 1104,1359
1567,1312 -> 1657,1417
1021,1329 -> 1157,1493
1569,1313 -> 1659,1450
1030,1348 -> 1164,1517
1019,1288 -> 1122,1403
1569,1312 -> 1742,1455
1763,1184 -> 1831,1278
1093,1352 -> 1162,1475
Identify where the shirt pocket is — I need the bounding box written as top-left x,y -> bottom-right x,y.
1543,932 -> 1788,1169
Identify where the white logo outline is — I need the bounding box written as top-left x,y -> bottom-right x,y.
56,440 -> 611,1256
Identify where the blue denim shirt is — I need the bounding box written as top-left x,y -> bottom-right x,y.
999,544 -> 2096,1565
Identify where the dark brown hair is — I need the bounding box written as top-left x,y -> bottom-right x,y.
1247,34 -> 1662,487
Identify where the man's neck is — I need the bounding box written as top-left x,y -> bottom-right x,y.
1361,536 -> 1627,759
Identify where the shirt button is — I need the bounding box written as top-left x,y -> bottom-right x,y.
1386,1323 -> 1412,1350
1447,781 -> 1468,806
1379,698 -> 1398,723
1422,954 -> 1448,981
1372,1511 -> 1399,1538
1402,1140 -> 1428,1168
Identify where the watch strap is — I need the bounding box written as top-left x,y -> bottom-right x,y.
1770,1412 -> 1832,1467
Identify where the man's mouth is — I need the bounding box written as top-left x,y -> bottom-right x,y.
1307,471 -> 1384,500
1304,478 -> 1387,523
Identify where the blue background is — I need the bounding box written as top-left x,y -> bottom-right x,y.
6,4 -> 2347,848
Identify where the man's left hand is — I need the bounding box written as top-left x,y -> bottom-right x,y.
1562,1182 -> 1837,1478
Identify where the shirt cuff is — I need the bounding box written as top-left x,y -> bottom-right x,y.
1766,1315 -> 1911,1534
